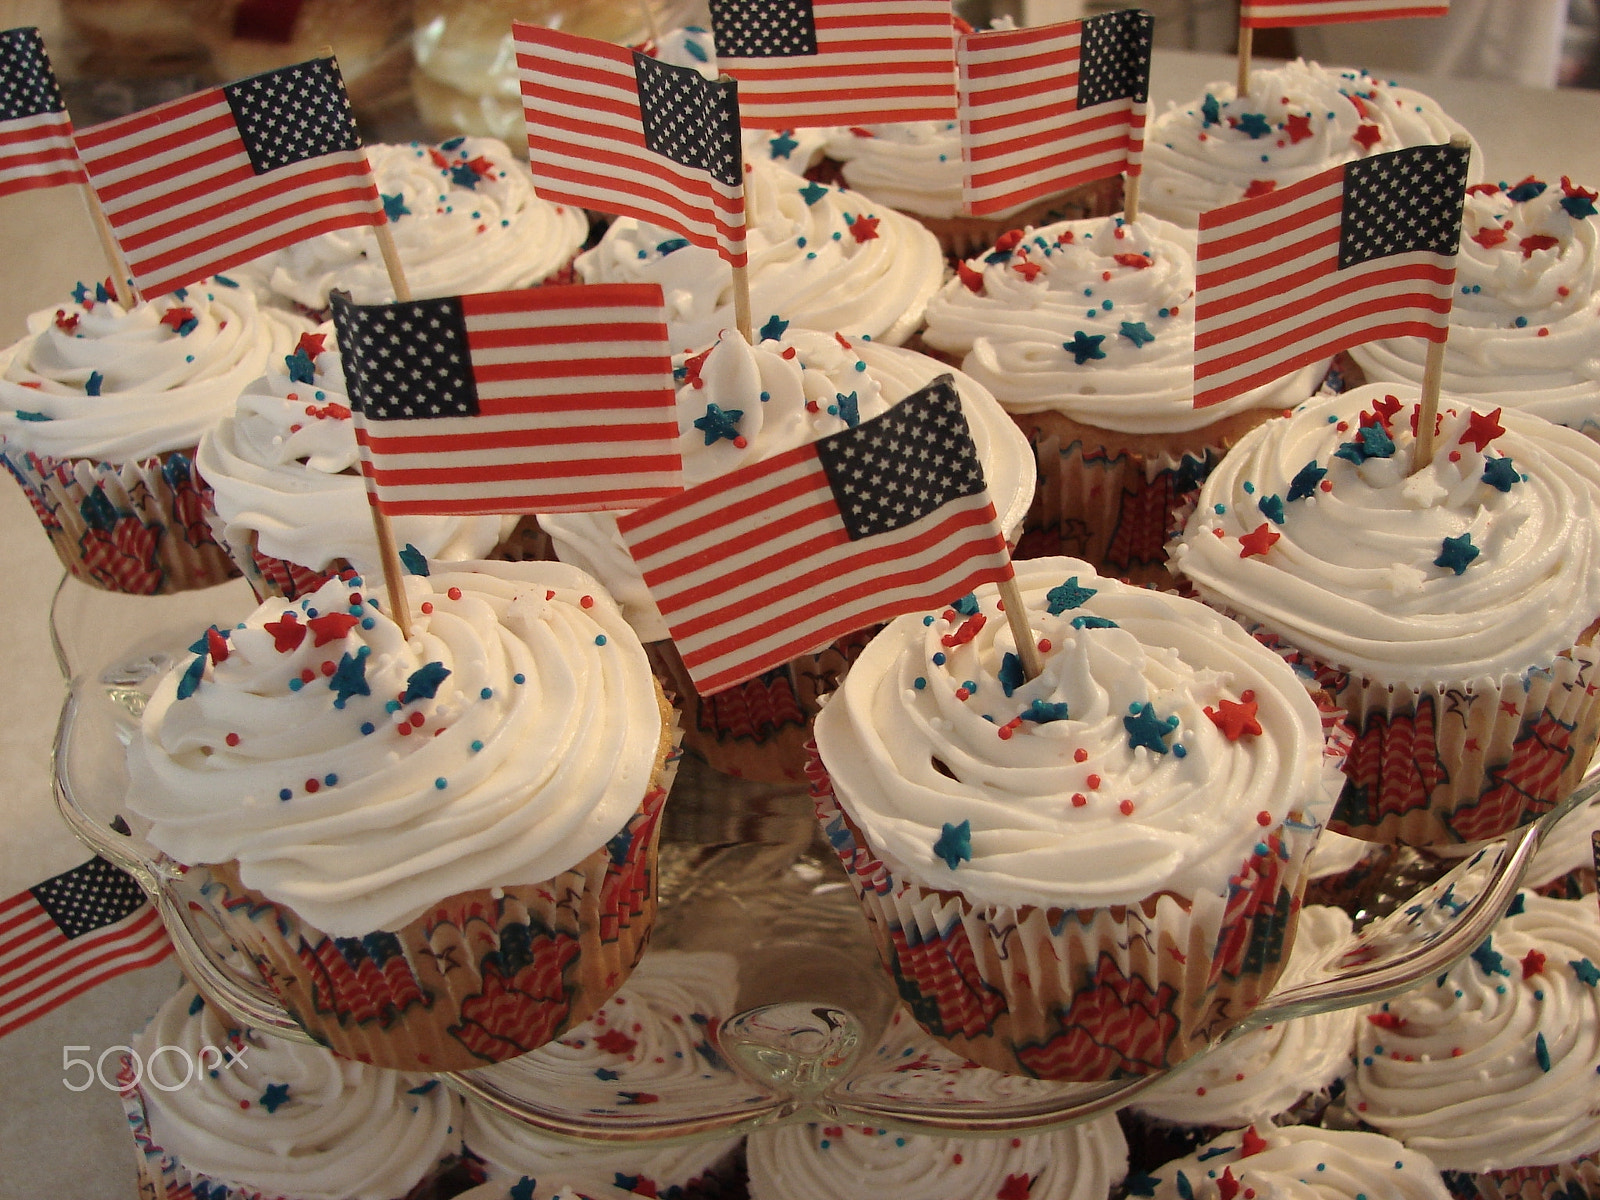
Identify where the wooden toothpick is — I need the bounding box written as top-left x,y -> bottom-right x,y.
997,573 -> 1043,682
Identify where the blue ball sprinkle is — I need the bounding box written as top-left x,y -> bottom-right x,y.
360,722 -> 375,735
1514,316 -> 1528,328
288,678 -> 303,692
513,673 -> 526,684
279,788 -> 292,801
435,778 -> 448,790
595,634 -> 607,646
480,687 -> 492,699
1174,744 -> 1187,758
854,361 -> 866,371
922,615 -> 934,625
932,652 -> 946,665
361,618 -> 375,630
386,700 -> 401,712
471,740 -> 483,752
324,774 -> 337,786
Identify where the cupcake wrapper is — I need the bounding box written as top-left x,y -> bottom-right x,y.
117,1052 -> 458,1200
1441,1152 -> 1600,1200
1328,645 -> 1600,846
186,736 -> 680,1072
917,176 -> 1126,261
2,444 -> 239,594
200,492 -> 350,602
805,746 -> 1330,1081
1532,867 -> 1598,900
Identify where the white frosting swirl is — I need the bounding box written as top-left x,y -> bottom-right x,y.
574,157 -> 945,351
1525,794 -> 1600,891
131,984 -> 457,1200
196,331 -> 507,577
1141,1125 -> 1452,1199
823,120 -> 974,221
539,327 -> 1034,642
1348,179 -> 1600,434
1142,59 -> 1477,230
1344,893 -> 1600,1173
813,556 -> 1328,910
127,560 -> 665,935
0,281 -> 310,462
746,1112 -> 1127,1200
1133,905 -> 1359,1126
1171,385 -> 1600,685
258,137 -> 589,310
920,214 -> 1325,431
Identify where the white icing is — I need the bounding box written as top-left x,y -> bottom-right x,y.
813,556 -> 1328,910
824,120 -> 975,221
1143,1125 -> 1452,1199
1525,793 -> 1600,890
127,561 -> 664,935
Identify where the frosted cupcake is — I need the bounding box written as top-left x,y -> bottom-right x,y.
1524,793 -> 1600,898
1131,1124 -> 1452,1199
0,279 -> 311,592
1342,892 -> 1600,1199
919,213 -> 1325,584
1141,59 -> 1477,230
574,157 -> 945,351
255,136 -> 590,314
539,324 -> 1033,782
1344,177 -> 1600,438
196,327 -> 510,599
1170,384 -> 1600,845
811,556 -> 1336,1080
118,983 -> 461,1200
126,561 -> 676,1070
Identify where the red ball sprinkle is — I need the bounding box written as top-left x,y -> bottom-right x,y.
321,660 -> 336,676
955,687 -> 971,700
1102,270 -> 1112,281
1071,793 -> 1087,807
1037,638 -> 1052,652
734,436 -> 748,448
1449,451 -> 1461,462
1358,1102 -> 1368,1111
447,587 -> 462,600
350,594 -> 362,605
397,723 -> 412,736
1074,748 -> 1088,763
1256,810 -> 1272,826
240,1100 -> 251,1109
304,404 -> 317,416
1538,328 -> 1549,337
225,733 -> 240,747
1086,773 -> 1101,789
305,778 -> 320,793
581,595 -> 595,608
300,668 -> 315,683
952,1154 -> 963,1165
1320,480 -> 1333,492
1119,799 -> 1135,816
546,590 -> 556,600
998,726 -> 1014,740
421,602 -> 434,614
409,712 -> 425,727
1196,1087 -> 1207,1096
1337,421 -> 1349,432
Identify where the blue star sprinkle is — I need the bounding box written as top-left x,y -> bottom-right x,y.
1200,93 -> 1221,127
835,390 -> 860,427
758,313 -> 789,341
1506,893 -> 1526,917
1258,493 -> 1285,524
1562,192 -> 1599,220
70,280 -> 91,304
95,279 -> 112,303
284,347 -> 315,384
1124,702 -> 1179,754
1119,320 -> 1154,347
14,410 -> 47,421
1482,456 -> 1519,492
258,1082 -> 290,1113
1334,423 -> 1393,463
329,649 -> 371,706
85,370 -> 103,396
1236,112 -> 1273,138
398,543 -> 429,576
1435,532 -> 1480,575
951,593 -> 980,615
176,654 -> 206,701
402,661 -> 450,703
768,131 -> 800,159
693,403 -> 744,445
799,179 -> 829,205
1124,1172 -> 1161,1198
998,652 -> 1024,697
448,161 -> 483,189
1471,935 -> 1510,978
1287,460 -> 1327,501
509,1179 -> 538,1200
933,820 -> 972,870
188,993 -> 205,1016
1020,698 -> 1070,724
1536,1032 -> 1551,1072
1572,958 -> 1600,986
1046,576 -> 1097,614
1507,179 -> 1548,201
1071,615 -> 1119,629
595,1067 -> 620,1081
1063,331 -> 1107,364
381,192 -> 409,222
656,237 -> 690,255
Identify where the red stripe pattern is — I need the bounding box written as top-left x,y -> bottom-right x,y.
332,283 -> 682,516
1193,142 -> 1468,408
0,857 -> 172,1039
516,24 -> 747,268
1241,0 -> 1450,28
958,11 -> 1151,217
74,56 -> 383,297
708,0 -> 957,128
619,375 -> 1012,696
0,28 -> 85,198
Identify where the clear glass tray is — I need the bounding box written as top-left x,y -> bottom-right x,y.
51,588 -> 1599,1144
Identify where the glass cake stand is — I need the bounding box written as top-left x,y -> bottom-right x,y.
52,598 -> 1600,1144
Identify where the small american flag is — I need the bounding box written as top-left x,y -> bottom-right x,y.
708,0 -> 958,128
0,857 -> 171,1039
516,24 -> 747,268
1241,0 -> 1449,28
0,27 -> 86,198
74,56 -> 383,298
1193,142 -> 1468,409
619,375 -> 1013,695
958,10 -> 1151,217
331,283 -> 683,516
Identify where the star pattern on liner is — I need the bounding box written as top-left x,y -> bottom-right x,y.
1435,531 -> 1479,575
933,819 -> 972,870
1238,522 -> 1280,558
1205,691 -> 1261,740
1064,331 -> 1107,364
694,402 -> 744,445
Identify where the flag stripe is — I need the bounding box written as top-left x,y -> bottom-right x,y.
0,103 -> 85,197
0,907 -> 171,1038
1241,0 -> 1449,27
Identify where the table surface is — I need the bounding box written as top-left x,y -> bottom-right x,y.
1,49 -> 1597,1199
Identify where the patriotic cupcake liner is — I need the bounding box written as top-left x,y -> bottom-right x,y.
1441,1151 -> 1600,1200
2,443 -> 239,594
914,176 -> 1128,263
805,746 -> 1333,1082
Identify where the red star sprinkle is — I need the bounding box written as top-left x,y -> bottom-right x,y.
1352,123 -> 1383,151
1205,691 -> 1261,739
997,1175 -> 1033,1200
1113,253 -> 1151,269
994,228 -> 1026,253
1466,182 -> 1502,196
1367,1010 -> 1407,1030
1283,112 -> 1313,143
834,331 -> 853,350
307,611 -> 360,646
1563,176 -> 1599,203
1459,406 -> 1505,451
264,613 -> 306,653
427,146 -> 451,169
1238,523 -> 1280,558
1519,234 -> 1560,260
1055,230 -> 1075,245
206,628 -> 229,665
1373,394 -> 1402,425
1243,179 -> 1277,199
942,613 -> 986,649
594,1028 -> 638,1055
1240,1126 -> 1269,1157
958,261 -> 985,293
159,306 -> 196,331
53,310 -> 79,334
1217,1167 -> 1241,1200
849,214 -> 881,243
464,154 -> 494,178
1014,259 -> 1043,282
1347,93 -> 1371,119
296,331 -> 327,358
679,346 -> 714,389
1521,948 -> 1546,978
1471,226 -> 1509,250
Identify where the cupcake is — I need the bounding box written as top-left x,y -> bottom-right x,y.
459,949 -> 748,1199
810,556 -> 1336,1081
538,324 -> 1034,782
118,983 -> 461,1200
1341,892 -> 1600,1199
918,213 -> 1325,585
254,136 -> 591,315
1129,1124 -> 1453,1199
1140,59 -> 1478,230
1342,176 -> 1600,438
1122,905 -> 1360,1168
573,157 -> 945,351
1169,384 -> 1600,846
125,561 -> 677,1070
1523,792 -> 1600,898
196,327 -> 511,600
0,278 -> 312,593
